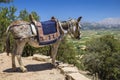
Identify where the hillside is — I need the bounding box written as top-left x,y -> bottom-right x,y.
81,18 -> 120,30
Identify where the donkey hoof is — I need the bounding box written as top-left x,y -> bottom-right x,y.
20,67 -> 27,72
22,69 -> 27,72
52,63 -> 59,68
22,68 -> 27,72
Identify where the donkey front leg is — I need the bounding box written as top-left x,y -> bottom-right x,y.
15,40 -> 27,72
51,41 -> 60,67
16,55 -> 27,72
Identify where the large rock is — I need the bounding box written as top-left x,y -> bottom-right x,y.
60,67 -> 79,74
32,54 -> 50,62
58,63 -> 74,68
58,63 -> 91,80
66,73 -> 90,80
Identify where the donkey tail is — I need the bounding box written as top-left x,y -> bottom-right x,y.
6,26 -> 11,56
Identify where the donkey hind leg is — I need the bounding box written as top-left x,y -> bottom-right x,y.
51,41 -> 60,67
11,41 -> 17,71
15,39 -> 27,72
11,51 -> 16,71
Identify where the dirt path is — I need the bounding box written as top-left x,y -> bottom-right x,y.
0,53 -> 65,80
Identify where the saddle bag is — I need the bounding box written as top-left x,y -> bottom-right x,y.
34,20 -> 60,45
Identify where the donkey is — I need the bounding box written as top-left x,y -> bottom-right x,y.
6,15 -> 82,72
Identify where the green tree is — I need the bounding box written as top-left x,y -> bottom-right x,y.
82,35 -> 120,80
18,9 -> 29,21
0,0 -> 13,3
0,6 -> 17,52
18,9 -> 40,21
31,11 -> 40,21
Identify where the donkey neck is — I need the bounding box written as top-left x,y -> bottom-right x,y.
61,21 -> 71,30
59,20 -> 75,35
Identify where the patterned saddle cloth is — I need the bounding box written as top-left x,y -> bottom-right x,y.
34,20 -> 60,45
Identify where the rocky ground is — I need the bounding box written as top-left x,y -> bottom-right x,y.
0,53 -> 91,80
0,53 -> 65,80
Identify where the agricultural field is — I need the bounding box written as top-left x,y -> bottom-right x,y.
81,29 -> 120,42
68,29 -> 120,53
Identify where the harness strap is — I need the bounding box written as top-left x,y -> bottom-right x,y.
10,23 -> 30,28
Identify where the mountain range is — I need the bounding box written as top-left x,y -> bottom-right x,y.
81,18 -> 120,30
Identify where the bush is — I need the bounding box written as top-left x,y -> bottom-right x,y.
22,44 -> 50,57
57,37 -> 79,66
82,35 -> 120,80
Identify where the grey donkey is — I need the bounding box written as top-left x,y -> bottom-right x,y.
6,15 -> 82,72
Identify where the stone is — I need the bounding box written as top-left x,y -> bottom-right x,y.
58,63 -> 74,68
66,73 -> 91,80
32,54 -> 50,62
60,67 -> 79,74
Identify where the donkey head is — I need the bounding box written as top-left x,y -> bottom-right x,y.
67,17 -> 82,40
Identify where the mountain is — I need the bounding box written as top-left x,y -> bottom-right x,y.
81,18 -> 120,30
98,18 -> 120,25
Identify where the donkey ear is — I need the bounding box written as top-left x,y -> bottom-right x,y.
51,16 -> 56,20
77,16 -> 82,22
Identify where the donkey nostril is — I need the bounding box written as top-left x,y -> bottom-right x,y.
76,36 -> 81,40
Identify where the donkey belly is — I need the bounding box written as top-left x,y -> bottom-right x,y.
28,38 -> 45,48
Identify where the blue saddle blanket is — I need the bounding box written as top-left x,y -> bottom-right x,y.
41,20 -> 57,35
36,20 -> 60,45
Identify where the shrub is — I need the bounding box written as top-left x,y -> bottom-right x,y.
82,35 -> 120,80
22,44 -> 50,57
57,37 -> 79,66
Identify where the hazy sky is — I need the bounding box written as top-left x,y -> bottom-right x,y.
0,0 -> 120,22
